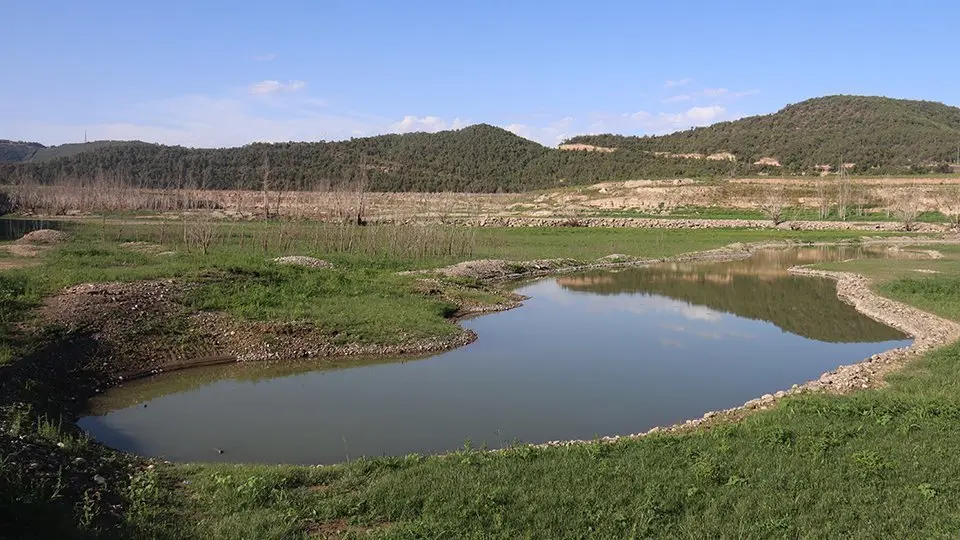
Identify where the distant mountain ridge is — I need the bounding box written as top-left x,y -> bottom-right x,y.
2,95 -> 959,192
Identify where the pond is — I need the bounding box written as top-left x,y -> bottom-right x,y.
79,246 -> 911,464
0,218 -> 64,241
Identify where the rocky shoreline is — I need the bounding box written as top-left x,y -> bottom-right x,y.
445,216 -> 950,233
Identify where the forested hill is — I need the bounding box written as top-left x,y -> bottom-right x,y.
0,124 -> 740,192
2,96 -> 959,192
0,140 -> 151,164
566,96 -> 960,173
0,141 -> 44,163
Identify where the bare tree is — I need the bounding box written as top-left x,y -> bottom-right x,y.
261,151 -> 271,219
759,183 -> 789,225
835,160 -> 850,221
185,215 -> 220,255
893,184 -> 921,232
815,174 -> 830,219
940,186 -> 960,229
354,156 -> 369,226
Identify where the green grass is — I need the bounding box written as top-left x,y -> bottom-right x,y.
0,219 -> 948,538
0,222 -> 884,355
116,234 -> 960,539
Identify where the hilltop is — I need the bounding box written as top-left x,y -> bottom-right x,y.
566,95 -> 960,174
0,124 -> 737,192
2,96 -> 959,192
0,140 -> 44,163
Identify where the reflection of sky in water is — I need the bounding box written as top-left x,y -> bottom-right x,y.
80,262 -> 912,465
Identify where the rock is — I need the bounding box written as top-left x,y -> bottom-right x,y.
273,256 -> 331,269
599,254 -> 630,262
93,475 -> 107,487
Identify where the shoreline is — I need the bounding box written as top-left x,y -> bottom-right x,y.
5,237 -> 959,462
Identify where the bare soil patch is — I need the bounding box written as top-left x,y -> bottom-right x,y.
17,229 -> 68,244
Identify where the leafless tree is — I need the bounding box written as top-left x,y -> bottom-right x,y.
893,184 -> 921,232
815,175 -> 830,219
759,183 -> 789,224
835,161 -> 850,221
354,156 -> 369,226
261,151 -> 271,219
940,186 -> 960,229
185,215 -> 219,255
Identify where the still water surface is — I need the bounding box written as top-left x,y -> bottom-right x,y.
79,246 -> 911,464
0,218 -> 63,240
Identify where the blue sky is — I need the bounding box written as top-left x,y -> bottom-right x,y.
6,1 -> 959,147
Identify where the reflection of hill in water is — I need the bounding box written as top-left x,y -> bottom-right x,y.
85,355 -> 428,415
557,248 -> 906,343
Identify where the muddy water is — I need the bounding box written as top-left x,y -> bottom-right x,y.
79,246 -> 910,464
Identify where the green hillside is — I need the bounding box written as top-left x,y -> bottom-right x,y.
0,124 -> 736,192
2,96 -> 959,192
567,95 -> 960,174
0,140 -> 43,163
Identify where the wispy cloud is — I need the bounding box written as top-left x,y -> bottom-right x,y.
389,115 -> 468,134
252,53 -> 277,61
664,88 -> 759,104
700,87 -> 729,97
248,80 -> 307,95
591,105 -> 732,135
664,78 -> 693,88
662,94 -> 693,104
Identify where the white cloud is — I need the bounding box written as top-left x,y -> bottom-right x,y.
505,117 -> 574,146
248,80 -> 307,95
664,78 -> 693,88
10,93 -> 379,148
252,53 -> 277,61
389,116 -> 468,133
699,88 -> 729,97
662,94 -> 692,104
680,105 -> 726,123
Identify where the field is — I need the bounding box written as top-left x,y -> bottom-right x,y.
2,216 -> 960,538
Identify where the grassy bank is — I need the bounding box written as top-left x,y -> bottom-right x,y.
0,221 -> 880,361
0,220 -> 944,538
117,241 -> 960,539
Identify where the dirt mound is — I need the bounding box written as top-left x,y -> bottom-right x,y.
430,258 -> 577,280
17,229 -> 68,244
273,256 -> 332,268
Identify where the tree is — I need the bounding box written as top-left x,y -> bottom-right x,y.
261,151 -> 271,218
758,183 -> 789,224
939,186 -> 960,229
892,184 -> 921,231
814,174 -> 830,219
